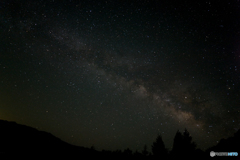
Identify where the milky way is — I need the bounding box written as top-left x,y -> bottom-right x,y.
0,0 -> 240,151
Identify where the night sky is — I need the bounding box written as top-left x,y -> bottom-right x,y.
1,0 -> 240,152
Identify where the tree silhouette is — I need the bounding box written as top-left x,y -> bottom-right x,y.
142,144 -> 149,156
172,130 -> 182,153
133,150 -> 142,158
152,134 -> 168,159
182,129 -> 196,152
171,129 -> 196,158
123,148 -> 132,157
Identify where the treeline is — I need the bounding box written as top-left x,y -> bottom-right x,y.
97,129 -> 204,159
97,128 -> 240,159
0,119 -> 239,159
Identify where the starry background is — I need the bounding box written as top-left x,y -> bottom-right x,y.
0,0 -> 240,151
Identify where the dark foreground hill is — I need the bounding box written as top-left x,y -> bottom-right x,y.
205,129 -> 240,160
0,120 -> 99,158
0,119 -> 239,159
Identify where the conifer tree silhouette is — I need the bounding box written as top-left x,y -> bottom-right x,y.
152,134 -> 168,159
123,148 -> 132,157
171,129 -> 196,158
182,129 -> 196,152
142,144 -> 149,156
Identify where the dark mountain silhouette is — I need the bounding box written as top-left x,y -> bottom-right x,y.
0,119 -> 239,159
205,129 -> 240,160
0,120 -> 99,158
206,129 -> 240,152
